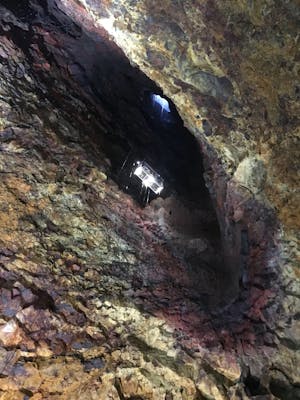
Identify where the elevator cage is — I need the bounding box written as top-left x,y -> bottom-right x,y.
133,161 -> 164,195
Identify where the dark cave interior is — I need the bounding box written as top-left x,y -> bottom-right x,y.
2,0 -> 213,206
0,0 -> 248,312
0,0 -> 242,310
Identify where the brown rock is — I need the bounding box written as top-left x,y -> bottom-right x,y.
0,320 -> 23,347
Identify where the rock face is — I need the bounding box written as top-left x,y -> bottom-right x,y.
0,0 -> 299,399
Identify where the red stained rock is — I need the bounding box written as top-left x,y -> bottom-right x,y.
16,306 -> 53,333
0,0 -> 297,397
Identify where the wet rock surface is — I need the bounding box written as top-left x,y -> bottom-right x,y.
0,0 -> 299,399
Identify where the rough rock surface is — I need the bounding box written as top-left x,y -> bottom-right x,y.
0,0 -> 299,399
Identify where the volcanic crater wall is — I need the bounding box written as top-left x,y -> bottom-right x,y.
0,0 -> 299,399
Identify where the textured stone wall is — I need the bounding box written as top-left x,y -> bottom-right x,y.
75,0 -> 299,227
68,1 -> 300,396
0,0 -> 299,399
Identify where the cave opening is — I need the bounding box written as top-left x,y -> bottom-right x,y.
2,0 -> 212,213
114,88 -> 212,210
0,0 -> 242,313
90,55 -> 229,308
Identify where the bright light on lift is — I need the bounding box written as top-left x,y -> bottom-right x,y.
133,161 -> 164,195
